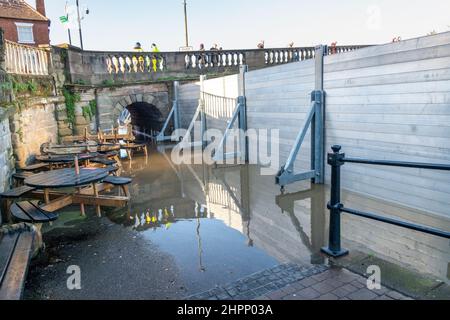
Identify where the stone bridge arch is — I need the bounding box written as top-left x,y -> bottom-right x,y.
95,84 -> 170,135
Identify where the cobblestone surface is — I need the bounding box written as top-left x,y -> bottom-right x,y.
261,267 -> 413,300
187,263 -> 328,300
187,264 -> 414,300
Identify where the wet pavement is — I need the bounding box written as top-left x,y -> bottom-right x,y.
24,147 -> 450,299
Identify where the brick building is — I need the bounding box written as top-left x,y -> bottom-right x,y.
0,0 -> 50,46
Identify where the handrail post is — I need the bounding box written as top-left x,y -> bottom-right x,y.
321,145 -> 349,258
200,75 -> 207,150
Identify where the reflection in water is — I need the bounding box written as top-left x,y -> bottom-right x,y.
275,185 -> 326,265
106,147 -> 450,290
195,203 -> 206,272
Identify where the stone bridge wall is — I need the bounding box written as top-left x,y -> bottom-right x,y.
64,45 -> 367,86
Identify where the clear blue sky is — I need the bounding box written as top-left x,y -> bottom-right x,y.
27,0 -> 450,51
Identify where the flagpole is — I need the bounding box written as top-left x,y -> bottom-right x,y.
64,1 -> 72,46
76,0 -> 84,50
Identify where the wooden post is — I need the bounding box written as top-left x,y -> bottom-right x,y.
93,182 -> 101,217
74,156 -> 80,174
74,156 -> 85,216
44,188 -> 50,204
1,199 -> 12,223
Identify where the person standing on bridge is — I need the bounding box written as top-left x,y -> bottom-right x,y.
133,42 -> 145,71
198,43 -> 206,68
150,43 -> 160,72
134,42 -> 144,52
210,44 -> 219,66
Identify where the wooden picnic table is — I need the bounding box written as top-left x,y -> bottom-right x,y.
36,153 -> 97,164
35,153 -> 98,170
25,168 -> 110,217
25,168 -> 109,189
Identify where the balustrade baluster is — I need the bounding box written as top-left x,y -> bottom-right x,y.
28,48 -> 33,74
43,50 -> 49,75
20,47 -> 25,73
36,50 -> 42,75
119,56 -> 126,73
184,54 -> 189,69
21,47 -> 27,74
32,50 -> 37,74
191,54 -> 196,69
15,46 -> 20,73
31,50 -> 37,75
40,50 -> 45,75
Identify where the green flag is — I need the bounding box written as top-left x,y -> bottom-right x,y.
60,15 -> 69,23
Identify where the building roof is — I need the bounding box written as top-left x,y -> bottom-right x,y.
0,0 -> 49,22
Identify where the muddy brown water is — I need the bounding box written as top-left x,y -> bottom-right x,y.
27,146 -> 450,299
118,147 -> 449,282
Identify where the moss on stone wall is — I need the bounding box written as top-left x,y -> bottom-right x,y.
0,74 -> 54,111
82,100 -> 97,121
62,87 -> 80,129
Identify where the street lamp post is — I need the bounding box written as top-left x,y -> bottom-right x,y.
183,0 -> 189,47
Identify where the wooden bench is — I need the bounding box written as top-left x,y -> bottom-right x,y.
20,163 -> 49,172
0,186 -> 36,223
121,143 -> 148,160
0,224 -> 37,300
104,166 -> 120,176
99,150 -> 119,158
91,157 -> 116,166
12,172 -> 34,187
103,176 -> 132,197
10,201 -> 58,224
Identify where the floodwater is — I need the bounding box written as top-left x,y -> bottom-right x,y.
106,146 -> 449,293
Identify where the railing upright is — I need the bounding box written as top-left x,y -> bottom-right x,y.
321,145 -> 348,257
321,145 -> 450,258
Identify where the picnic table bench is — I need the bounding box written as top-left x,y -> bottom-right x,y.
0,186 -> 36,223
0,224 -> 38,300
20,163 -> 49,172
91,157 -> 116,166
12,172 -> 34,187
10,201 -> 58,224
121,142 -> 148,160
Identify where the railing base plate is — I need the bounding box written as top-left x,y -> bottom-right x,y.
321,247 -> 349,258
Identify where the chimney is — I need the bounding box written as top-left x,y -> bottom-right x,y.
35,0 -> 46,17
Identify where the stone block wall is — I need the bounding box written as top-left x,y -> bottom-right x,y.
0,109 -> 14,194
10,97 -> 62,167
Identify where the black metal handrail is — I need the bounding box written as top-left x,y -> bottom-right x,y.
321,145 -> 450,258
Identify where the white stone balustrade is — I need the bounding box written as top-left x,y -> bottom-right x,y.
5,40 -> 50,75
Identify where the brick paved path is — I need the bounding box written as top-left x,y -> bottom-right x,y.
260,266 -> 412,300
187,263 -> 412,300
